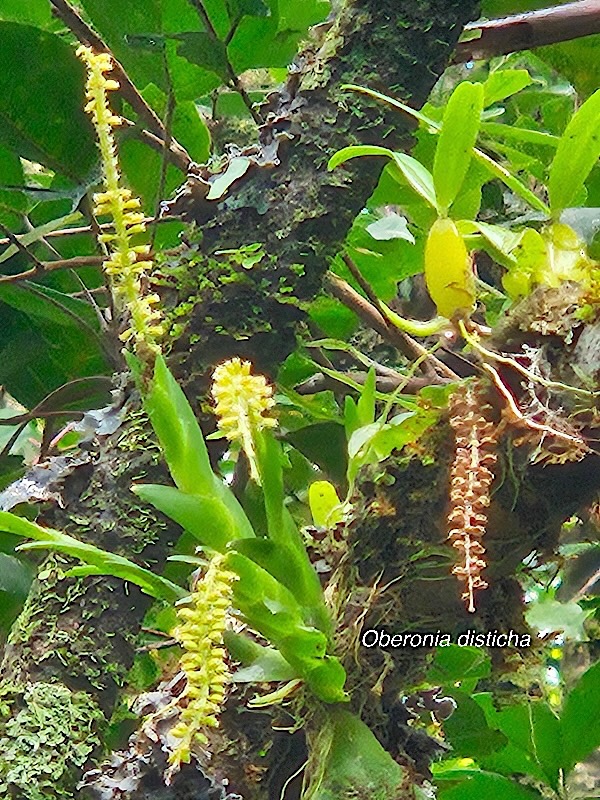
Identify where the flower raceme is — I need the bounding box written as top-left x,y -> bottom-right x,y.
77,45 -> 162,360
211,358 -> 277,482
169,554 -> 235,768
447,381 -> 498,613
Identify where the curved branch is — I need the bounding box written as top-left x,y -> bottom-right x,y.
455,0 -> 600,63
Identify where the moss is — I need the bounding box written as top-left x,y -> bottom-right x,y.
0,681 -> 103,800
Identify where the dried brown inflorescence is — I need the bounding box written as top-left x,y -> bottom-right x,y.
448,382 -> 498,613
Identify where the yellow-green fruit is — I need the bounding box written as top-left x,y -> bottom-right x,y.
424,217 -> 475,319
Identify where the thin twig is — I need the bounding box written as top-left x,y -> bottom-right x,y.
0,216 -> 176,248
0,222 -> 46,272
572,564 -> 600,603
49,0 -> 192,172
151,81 -> 176,250
119,118 -> 190,171
0,249 -> 178,284
0,256 -> 103,284
341,253 -> 453,381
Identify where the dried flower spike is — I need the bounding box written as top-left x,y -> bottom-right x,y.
77,45 -> 162,360
170,553 -> 234,768
447,381 -> 497,613
211,358 -> 277,483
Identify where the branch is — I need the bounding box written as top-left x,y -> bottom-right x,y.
0,251 -> 179,284
0,222 -> 45,272
325,272 -> 456,382
454,0 -> 600,62
0,216 -> 175,248
49,0 -> 193,173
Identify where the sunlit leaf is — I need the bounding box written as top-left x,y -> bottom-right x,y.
483,69 -> 532,107
433,81 -> 483,214
549,89 -> 600,213
144,355 -> 215,495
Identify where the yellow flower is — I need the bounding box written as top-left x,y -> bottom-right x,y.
77,45 -> 162,360
211,358 -> 277,482
169,554 -> 234,768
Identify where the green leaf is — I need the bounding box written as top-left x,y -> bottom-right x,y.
0,283 -> 110,408
328,145 -> 394,171
308,295 -> 357,340
226,0 -> 270,19
342,84 -> 549,215
277,0 -> 330,31
228,551 -> 347,703
494,702 -> 562,789
560,661 -> 600,772
303,708 -> 406,800
366,212 -> 415,243
0,552 -> 33,598
175,31 -> 230,81
480,122 -> 558,149
427,645 -> 491,685
433,81 -> 484,214
0,511 -> 184,602
144,355 -> 215,495
347,409 -> 437,486
81,0 -> 222,101
132,483 -> 254,551
390,153 -> 438,210
232,538 -> 328,630
308,481 -> 343,529
443,692 -> 507,758
0,0 -> 54,27
438,771 -> 543,800
473,147 -> 549,214
286,422 -> 348,487
227,0 -> 329,73
0,22 -> 96,179
549,90 -> 600,213
356,368 -> 376,427
483,69 -> 533,107
0,551 -> 33,638
224,630 -> 298,682
0,145 -> 26,226
254,431 -> 286,540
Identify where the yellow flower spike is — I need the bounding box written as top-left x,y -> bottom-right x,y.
77,45 -> 163,361
211,358 -> 277,483
169,554 -> 235,769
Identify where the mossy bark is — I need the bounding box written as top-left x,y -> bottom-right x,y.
0,407 -> 180,799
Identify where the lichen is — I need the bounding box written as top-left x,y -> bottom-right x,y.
0,681 -> 103,800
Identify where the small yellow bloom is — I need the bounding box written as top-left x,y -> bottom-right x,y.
169,554 -> 234,768
211,358 -> 277,482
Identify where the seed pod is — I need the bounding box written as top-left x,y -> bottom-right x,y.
424,217 -> 475,319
